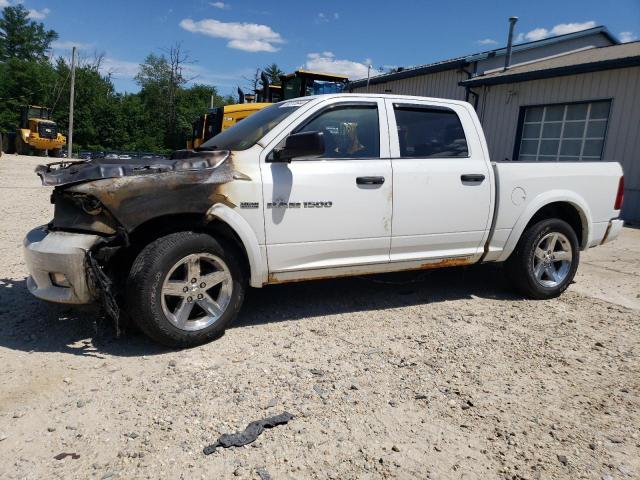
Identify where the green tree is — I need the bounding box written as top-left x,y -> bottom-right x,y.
263,63 -> 284,84
0,4 -> 236,155
0,5 -> 58,61
50,56 -> 122,150
0,58 -> 56,132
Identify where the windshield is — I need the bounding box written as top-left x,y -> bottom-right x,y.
199,100 -> 309,151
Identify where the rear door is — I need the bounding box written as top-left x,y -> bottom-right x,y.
386,99 -> 492,261
261,97 -> 392,274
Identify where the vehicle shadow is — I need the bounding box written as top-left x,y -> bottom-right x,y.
0,264 -> 521,357
0,277 -> 166,358
236,263 -> 520,327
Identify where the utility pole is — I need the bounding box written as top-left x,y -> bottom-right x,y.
210,92 -> 214,109
366,64 -> 371,92
67,46 -> 76,159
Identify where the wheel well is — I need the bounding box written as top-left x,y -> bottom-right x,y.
526,202 -> 585,247
105,214 -> 250,290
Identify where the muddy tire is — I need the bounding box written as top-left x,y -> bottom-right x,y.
506,218 -> 579,299
50,149 -> 62,158
125,232 -> 246,348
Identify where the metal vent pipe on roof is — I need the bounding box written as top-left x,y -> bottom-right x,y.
504,16 -> 519,71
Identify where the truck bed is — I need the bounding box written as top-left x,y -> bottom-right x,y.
485,161 -> 624,262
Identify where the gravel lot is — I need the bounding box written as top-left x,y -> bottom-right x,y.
1,155 -> 639,480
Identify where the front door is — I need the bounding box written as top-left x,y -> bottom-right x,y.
261,98 -> 392,274
386,99 -> 492,261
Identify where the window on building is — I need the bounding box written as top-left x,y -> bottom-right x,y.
517,100 -> 611,161
295,103 -> 380,159
393,105 -> 468,158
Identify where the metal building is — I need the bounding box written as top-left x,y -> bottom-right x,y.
349,27 -> 640,224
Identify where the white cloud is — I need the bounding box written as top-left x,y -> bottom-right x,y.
209,2 -> 229,9
100,57 -> 140,78
183,64 -> 251,87
0,0 -> 10,7
98,56 -> 247,88
550,21 -> 597,36
27,7 -> 50,20
51,40 -> 94,51
305,52 -> 371,80
619,31 -> 637,43
179,18 -> 283,52
477,38 -> 498,46
515,21 -> 597,43
316,12 -> 339,23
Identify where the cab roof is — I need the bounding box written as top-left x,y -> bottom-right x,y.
297,92 -> 473,108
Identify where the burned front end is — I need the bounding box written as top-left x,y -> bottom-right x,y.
24,150 -> 236,321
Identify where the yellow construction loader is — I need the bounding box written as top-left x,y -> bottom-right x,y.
186,70 -> 348,150
0,105 -> 66,158
186,102 -> 271,150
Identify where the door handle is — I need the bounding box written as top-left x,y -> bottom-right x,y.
356,176 -> 385,185
461,174 -> 485,183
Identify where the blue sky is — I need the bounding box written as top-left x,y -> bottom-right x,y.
8,0 -> 639,95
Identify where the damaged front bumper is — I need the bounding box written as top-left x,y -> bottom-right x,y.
23,225 -> 101,304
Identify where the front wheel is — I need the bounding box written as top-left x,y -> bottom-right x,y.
16,136 -> 31,155
505,218 -> 579,299
126,232 -> 246,347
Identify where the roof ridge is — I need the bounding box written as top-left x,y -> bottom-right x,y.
351,25 -> 616,86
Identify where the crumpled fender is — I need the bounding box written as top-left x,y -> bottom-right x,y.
206,203 -> 267,288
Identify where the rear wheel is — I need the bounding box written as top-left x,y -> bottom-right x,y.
506,218 -> 579,299
4,133 -> 16,154
126,232 -> 246,347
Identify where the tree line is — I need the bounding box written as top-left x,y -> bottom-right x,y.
0,5 -> 262,153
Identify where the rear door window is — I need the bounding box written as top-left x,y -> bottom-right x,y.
393,104 -> 468,158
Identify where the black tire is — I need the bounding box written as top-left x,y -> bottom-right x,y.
505,218 -> 579,299
50,149 -> 62,158
125,232 -> 246,347
16,135 -> 31,156
5,132 -> 16,154
0,133 -> 3,158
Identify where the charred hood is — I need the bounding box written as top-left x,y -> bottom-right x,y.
36,150 -> 231,187
41,150 -> 246,234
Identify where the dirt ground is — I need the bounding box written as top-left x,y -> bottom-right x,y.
0,155 -> 638,480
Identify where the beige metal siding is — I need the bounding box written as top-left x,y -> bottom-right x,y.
479,33 -> 613,72
352,68 -> 468,100
477,66 -> 640,223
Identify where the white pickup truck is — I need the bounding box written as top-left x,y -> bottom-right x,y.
25,94 -> 625,347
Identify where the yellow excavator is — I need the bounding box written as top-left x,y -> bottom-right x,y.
0,105 -> 66,157
186,70 -> 348,149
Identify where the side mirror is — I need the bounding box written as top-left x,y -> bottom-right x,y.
272,131 -> 325,162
